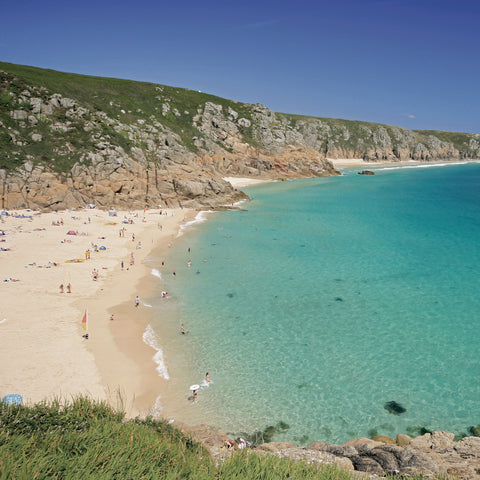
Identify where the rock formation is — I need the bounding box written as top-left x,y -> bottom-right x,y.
1,63 -> 479,211
185,425 -> 480,479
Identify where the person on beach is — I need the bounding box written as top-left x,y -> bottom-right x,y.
59,284 -> 64,293
110,314 -> 114,321
66,283 -> 71,293
193,389 -> 198,404
181,323 -> 188,334
205,372 -> 211,383
135,296 -> 140,307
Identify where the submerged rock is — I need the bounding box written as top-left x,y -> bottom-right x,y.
384,400 -> 406,415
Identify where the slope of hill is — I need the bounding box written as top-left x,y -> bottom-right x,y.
1,62 -> 478,210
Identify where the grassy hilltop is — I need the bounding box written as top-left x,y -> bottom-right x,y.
1,61 -> 479,175
1,61 -> 479,210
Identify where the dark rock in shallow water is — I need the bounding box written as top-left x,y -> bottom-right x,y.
384,401 -> 406,415
406,425 -> 433,436
358,170 -> 375,175
469,425 -> 480,437
236,421 -> 291,446
226,293 -> 235,298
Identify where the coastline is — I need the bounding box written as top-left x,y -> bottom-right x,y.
2,160 -> 478,432
0,206 -> 194,418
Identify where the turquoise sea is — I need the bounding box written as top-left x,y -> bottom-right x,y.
147,162 -> 480,445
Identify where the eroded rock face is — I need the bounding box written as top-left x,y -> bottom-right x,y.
195,429 -> 480,479
2,67 -> 479,211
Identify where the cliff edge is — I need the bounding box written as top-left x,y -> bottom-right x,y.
1,62 -> 479,210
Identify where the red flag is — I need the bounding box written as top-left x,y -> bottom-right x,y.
82,308 -> 88,331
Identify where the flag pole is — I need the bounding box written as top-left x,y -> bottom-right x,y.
82,307 -> 89,339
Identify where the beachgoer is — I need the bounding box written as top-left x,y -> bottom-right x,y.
121,261 -> 124,270
237,438 -> 246,450
181,324 -> 188,334
135,296 -> 140,307
225,439 -> 235,450
66,283 -> 71,293
110,314 -> 114,321
59,284 -> 64,293
206,372 -> 211,383
193,390 -> 198,404
173,270 -> 176,276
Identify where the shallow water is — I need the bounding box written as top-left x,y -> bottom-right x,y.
149,162 -> 480,444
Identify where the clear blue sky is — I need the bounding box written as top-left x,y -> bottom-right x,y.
1,0 -> 479,133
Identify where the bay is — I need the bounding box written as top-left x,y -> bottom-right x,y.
151,162 -> 480,444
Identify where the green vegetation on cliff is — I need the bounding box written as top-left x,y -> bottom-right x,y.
0,61 -> 259,172
1,61 -> 479,178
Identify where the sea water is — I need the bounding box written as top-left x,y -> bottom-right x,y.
148,162 -> 480,444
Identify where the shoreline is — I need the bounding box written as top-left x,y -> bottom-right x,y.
3,160 -> 477,434
0,206 -> 195,418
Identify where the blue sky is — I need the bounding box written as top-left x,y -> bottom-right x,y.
1,0 -> 479,133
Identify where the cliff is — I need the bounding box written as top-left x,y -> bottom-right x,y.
1,62 -> 479,210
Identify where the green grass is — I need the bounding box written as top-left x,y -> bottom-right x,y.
0,397 -> 452,479
1,61 -> 478,177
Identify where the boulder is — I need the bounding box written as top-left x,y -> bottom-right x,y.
342,437 -> 383,454
306,441 -> 358,457
256,442 -> 294,451
410,430 -> 455,450
396,433 -> 412,446
371,435 -> 396,444
350,455 -> 384,475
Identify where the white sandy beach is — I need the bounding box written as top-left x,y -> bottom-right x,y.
223,177 -> 271,187
0,206 -> 194,417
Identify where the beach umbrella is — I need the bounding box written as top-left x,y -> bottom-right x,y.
67,230 -> 76,235
2,394 -> 22,405
99,246 -> 106,250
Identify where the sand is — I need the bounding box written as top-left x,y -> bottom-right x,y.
223,177 -> 271,187
0,206 -> 194,417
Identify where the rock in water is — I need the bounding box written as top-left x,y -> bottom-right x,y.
384,401 -> 406,415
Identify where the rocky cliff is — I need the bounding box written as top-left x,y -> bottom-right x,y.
1,62 -> 479,210
186,425 -> 480,479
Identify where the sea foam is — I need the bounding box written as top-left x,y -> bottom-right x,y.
177,211 -> 213,237
143,324 -> 170,380
151,268 -> 162,279
150,395 -> 163,417
375,160 -> 476,171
